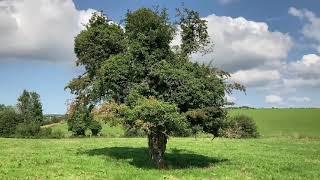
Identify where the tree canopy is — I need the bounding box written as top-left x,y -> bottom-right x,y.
66,8 -> 243,168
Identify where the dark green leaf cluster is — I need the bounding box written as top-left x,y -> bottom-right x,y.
124,97 -> 188,136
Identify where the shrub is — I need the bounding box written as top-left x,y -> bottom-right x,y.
186,107 -> 226,137
38,127 -> 53,137
124,126 -> 146,137
0,108 -> 22,137
89,120 -> 102,136
220,115 -> 259,138
49,129 -> 64,139
67,105 -> 92,136
15,121 -> 41,138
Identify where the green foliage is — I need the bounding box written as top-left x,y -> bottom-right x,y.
220,115 -> 259,138
177,8 -> 210,56
38,127 -> 53,137
49,129 -> 64,139
0,106 -> 22,137
67,104 -> 92,136
186,107 -> 226,137
15,121 -> 41,138
17,90 -> 43,123
148,60 -> 226,112
66,7 -> 243,168
89,120 -> 102,136
74,12 -> 125,79
124,98 -> 188,136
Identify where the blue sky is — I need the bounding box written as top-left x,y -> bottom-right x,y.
1,0 -> 320,114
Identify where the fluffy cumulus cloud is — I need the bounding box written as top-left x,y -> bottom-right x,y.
0,0 -> 96,62
265,95 -> 283,105
192,14 -> 292,73
230,69 -> 280,87
284,54 -> 320,88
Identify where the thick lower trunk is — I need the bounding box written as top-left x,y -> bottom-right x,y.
148,132 -> 167,169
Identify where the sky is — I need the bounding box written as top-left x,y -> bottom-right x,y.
0,0 -> 320,114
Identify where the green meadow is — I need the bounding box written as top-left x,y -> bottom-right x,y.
0,108 -> 320,179
1,137 -> 320,179
230,108 -> 320,137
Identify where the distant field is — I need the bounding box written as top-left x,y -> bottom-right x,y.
47,108 -> 320,138
229,108 -> 320,137
0,137 -> 319,179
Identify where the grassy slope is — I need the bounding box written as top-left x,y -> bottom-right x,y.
0,137 -> 319,179
229,108 -> 320,137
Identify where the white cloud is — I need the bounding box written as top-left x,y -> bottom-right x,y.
289,7 -> 320,48
287,54 -> 320,78
265,95 -> 283,104
191,14 -> 292,72
230,69 -> 280,87
0,0 -> 96,62
288,96 -> 311,103
283,54 -> 320,88
288,7 -> 304,18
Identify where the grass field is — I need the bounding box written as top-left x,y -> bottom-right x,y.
1,108 -> 320,179
1,137 -> 320,179
229,108 -> 320,137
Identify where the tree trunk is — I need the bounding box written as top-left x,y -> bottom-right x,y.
148,132 -> 167,169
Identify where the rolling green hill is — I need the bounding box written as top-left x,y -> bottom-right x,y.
47,108 -> 320,138
229,108 -> 320,137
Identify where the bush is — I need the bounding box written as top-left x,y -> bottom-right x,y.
15,121 -> 41,138
0,108 -> 22,137
89,120 -> 102,136
124,126 -> 146,137
67,105 -> 92,136
49,129 -> 64,139
38,127 -> 53,137
220,115 -> 259,138
186,107 -> 226,137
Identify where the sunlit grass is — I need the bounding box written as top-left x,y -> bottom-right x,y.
0,137 -> 319,179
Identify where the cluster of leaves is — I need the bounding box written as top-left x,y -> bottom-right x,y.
219,115 -> 259,138
66,101 -> 102,136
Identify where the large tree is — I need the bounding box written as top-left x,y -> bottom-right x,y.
66,8 -> 243,168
